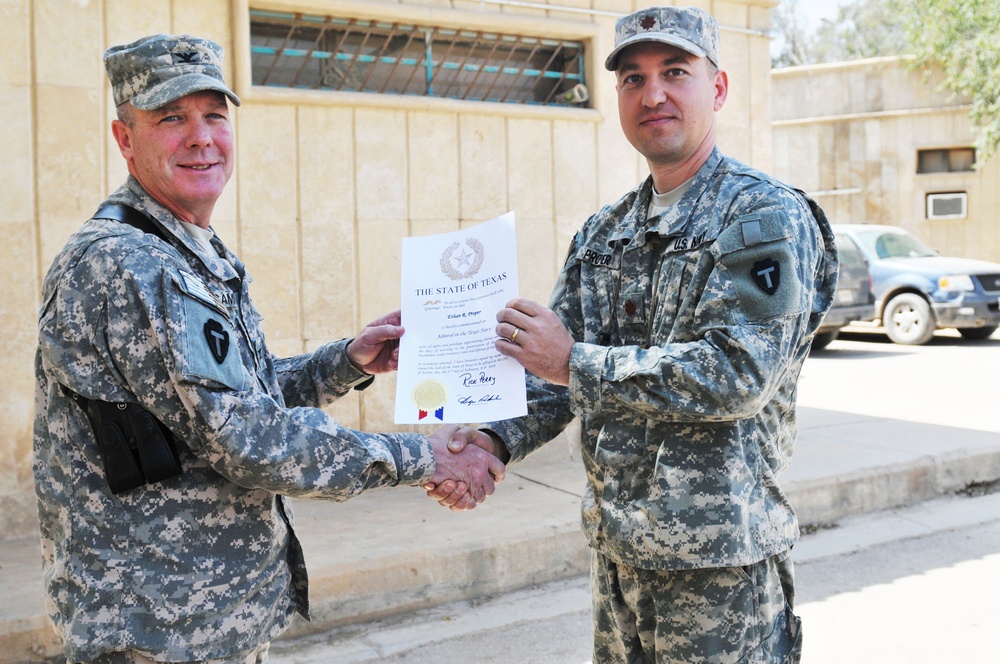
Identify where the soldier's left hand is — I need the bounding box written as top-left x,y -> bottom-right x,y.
347,310 -> 404,374
495,298 -> 574,386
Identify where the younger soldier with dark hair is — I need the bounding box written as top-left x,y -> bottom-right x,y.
34,34 -> 504,663
431,7 -> 838,662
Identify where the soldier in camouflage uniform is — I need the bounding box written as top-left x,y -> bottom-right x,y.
430,7 -> 838,663
33,34 -> 505,663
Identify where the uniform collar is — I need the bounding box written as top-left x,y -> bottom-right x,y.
111,177 -> 242,282
607,147 -> 723,249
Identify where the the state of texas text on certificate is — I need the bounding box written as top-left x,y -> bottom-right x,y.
394,212 -> 527,424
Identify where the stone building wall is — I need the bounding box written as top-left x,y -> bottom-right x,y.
772,56 -> 1000,262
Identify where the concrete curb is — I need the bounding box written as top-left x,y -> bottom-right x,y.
786,445 -> 1000,526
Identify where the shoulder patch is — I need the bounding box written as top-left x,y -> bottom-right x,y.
203,319 -> 231,363
750,258 -> 781,295
716,210 -> 802,322
166,271 -> 248,391
177,270 -> 230,319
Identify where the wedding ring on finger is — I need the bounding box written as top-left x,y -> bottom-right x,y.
510,328 -> 520,344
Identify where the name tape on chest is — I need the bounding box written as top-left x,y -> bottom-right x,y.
580,232 -> 711,269
580,248 -> 618,268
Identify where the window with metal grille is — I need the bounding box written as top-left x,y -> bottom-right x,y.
249,9 -> 589,107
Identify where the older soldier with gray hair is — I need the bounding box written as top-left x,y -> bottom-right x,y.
432,6 -> 838,662
33,34 -> 504,663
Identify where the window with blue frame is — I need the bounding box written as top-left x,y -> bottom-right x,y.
249,9 -> 589,108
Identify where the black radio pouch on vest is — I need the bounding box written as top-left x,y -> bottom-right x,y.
63,203 -> 183,494
68,390 -> 182,494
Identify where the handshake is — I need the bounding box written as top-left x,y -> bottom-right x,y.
424,425 -> 509,511
346,311 -> 512,511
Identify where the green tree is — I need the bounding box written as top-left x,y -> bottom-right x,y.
901,0 -> 1000,163
772,0 -> 908,68
810,0 -> 908,63
771,0 -> 813,68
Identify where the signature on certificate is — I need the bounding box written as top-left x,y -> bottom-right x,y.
457,394 -> 502,406
460,371 -> 497,387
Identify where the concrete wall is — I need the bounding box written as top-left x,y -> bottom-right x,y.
1,0 -> 776,539
772,56 -> 1000,262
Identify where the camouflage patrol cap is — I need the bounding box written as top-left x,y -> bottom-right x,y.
605,6 -> 720,71
104,34 -> 241,110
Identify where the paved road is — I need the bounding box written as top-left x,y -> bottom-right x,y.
794,494 -> 1000,663
798,326 -> 999,434
270,492 -> 1000,663
271,329 -> 1000,662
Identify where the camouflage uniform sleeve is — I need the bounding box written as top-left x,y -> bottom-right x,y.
273,339 -> 372,409
483,233 -> 586,462
482,372 -> 573,464
568,191 -> 832,424
107,247 -> 435,498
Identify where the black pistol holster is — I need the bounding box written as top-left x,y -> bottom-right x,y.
68,390 -> 182,494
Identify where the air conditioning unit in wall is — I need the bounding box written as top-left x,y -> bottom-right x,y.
926,192 -> 967,220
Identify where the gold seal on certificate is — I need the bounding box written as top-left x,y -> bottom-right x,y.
412,380 -> 448,421
395,212 -> 528,424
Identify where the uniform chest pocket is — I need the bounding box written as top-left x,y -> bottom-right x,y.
647,247 -> 703,343
612,238 -> 703,347
166,270 -> 249,391
615,280 -> 648,345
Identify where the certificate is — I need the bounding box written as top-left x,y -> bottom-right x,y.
394,212 -> 527,424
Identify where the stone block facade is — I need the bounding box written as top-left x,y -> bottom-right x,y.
772,57 -> 1000,262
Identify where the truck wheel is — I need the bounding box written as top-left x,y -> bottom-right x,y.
882,293 -> 935,345
958,325 -> 998,340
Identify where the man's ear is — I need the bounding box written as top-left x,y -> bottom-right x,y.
713,69 -> 729,112
111,119 -> 133,161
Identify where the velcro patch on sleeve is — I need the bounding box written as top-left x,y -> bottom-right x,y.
166,270 -> 249,391
716,211 -> 803,323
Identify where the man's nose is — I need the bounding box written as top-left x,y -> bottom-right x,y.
642,79 -> 668,107
186,119 -> 214,147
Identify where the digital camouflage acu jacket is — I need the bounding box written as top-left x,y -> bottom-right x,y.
487,148 -> 838,571
33,177 -> 435,661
